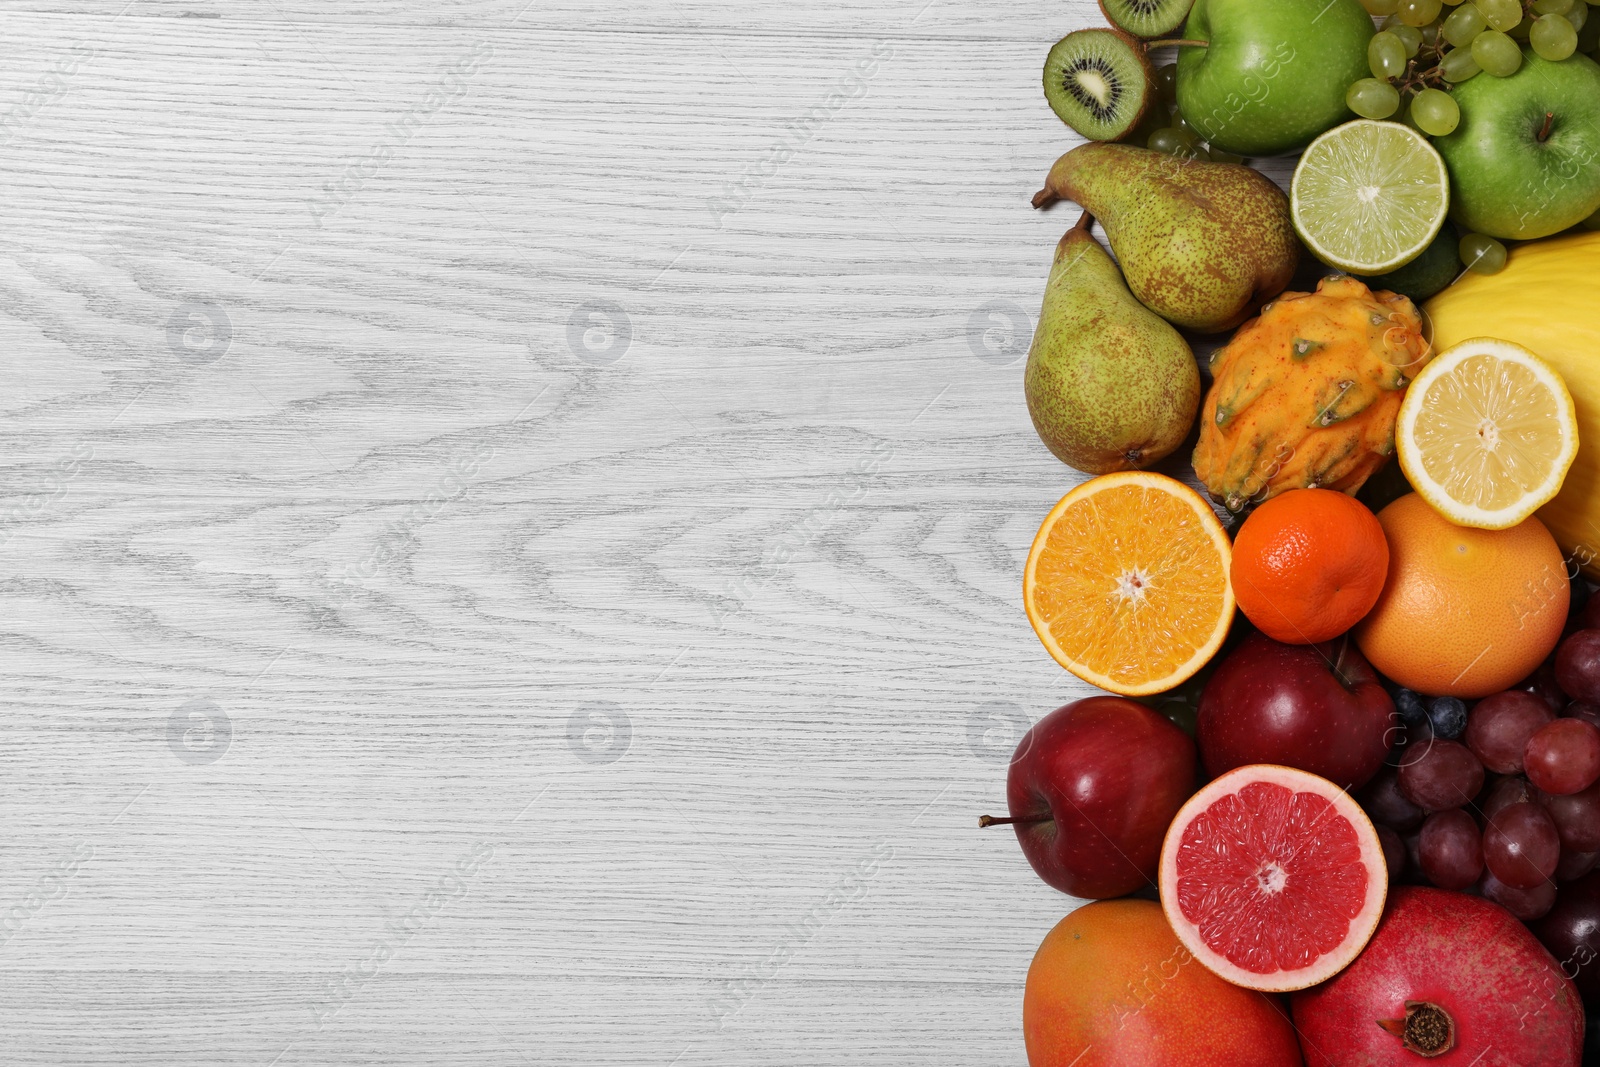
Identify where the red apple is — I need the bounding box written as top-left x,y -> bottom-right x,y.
983,697 -> 1196,899
1198,632 -> 1394,790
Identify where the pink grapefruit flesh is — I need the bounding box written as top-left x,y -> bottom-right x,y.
1158,763 -> 1387,992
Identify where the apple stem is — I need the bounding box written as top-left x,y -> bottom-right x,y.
978,815 -> 1051,828
1538,111 -> 1555,143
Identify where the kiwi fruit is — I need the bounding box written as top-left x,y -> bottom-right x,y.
1042,29 -> 1155,142
1099,0 -> 1196,39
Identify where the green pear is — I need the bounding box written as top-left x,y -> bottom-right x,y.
1033,143 -> 1299,333
1025,214 -> 1200,475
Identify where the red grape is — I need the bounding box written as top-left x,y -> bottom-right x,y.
1482,775 -> 1535,821
1566,701 -> 1600,730
1524,718 -> 1600,795
1465,690 -> 1556,774
1537,777 -> 1600,852
1484,801 -> 1562,889
1557,848 -> 1599,882
1555,629 -> 1600,703
1357,764 -> 1424,831
1398,739 -> 1485,811
1532,871 -> 1600,1001
1582,591 -> 1600,631
1520,657 -> 1567,713
1418,808 -> 1483,890
1377,824 -> 1406,884
1481,869 -> 1558,920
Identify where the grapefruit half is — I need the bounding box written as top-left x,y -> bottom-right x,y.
1158,764 -> 1387,992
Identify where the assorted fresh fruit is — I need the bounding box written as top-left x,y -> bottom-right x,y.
990,2 -> 1600,1062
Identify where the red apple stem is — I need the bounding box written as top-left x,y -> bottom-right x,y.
978,815 -> 1051,828
1538,111 -> 1555,143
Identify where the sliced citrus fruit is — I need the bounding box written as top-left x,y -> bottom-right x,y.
1023,471 -> 1233,697
1158,764 -> 1387,993
1396,337 -> 1579,530
1290,119 -> 1449,275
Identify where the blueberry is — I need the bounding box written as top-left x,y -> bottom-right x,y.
1394,689 -> 1429,729
1427,696 -> 1468,740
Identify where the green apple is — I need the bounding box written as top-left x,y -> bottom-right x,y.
1433,49 -> 1600,241
1176,0 -> 1373,157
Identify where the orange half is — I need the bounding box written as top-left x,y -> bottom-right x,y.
1023,471 -> 1234,696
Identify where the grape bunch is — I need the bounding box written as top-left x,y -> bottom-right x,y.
1349,0 -> 1596,126
1358,584 -> 1600,925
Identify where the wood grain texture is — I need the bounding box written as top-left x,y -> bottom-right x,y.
0,2 -> 1289,1063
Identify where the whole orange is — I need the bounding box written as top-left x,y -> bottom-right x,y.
1023,899 -> 1303,1067
1230,488 -> 1388,644
1354,493 -> 1568,698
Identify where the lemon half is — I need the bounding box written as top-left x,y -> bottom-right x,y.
1397,337 -> 1578,530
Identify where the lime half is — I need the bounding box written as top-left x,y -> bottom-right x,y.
1290,120 -> 1450,276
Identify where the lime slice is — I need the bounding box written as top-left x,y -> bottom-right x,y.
1397,337 -> 1579,530
1290,120 -> 1450,276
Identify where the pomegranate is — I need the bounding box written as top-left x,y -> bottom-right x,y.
1291,887 -> 1583,1066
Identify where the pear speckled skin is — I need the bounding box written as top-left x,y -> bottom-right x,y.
1034,143 -> 1299,334
1024,216 -> 1200,475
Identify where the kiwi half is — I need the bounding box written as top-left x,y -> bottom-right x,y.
1042,29 -> 1155,142
1099,0 -> 1196,39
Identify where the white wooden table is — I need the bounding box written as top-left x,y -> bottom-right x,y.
0,1 -> 1232,1061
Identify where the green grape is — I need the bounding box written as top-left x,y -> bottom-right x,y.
1370,31 -> 1412,77
1148,127 -> 1200,155
1399,0 -> 1444,23
1361,0 -> 1402,13
1443,2 -> 1488,44
1411,87 -> 1461,134
1568,0 -> 1589,31
1460,233 -> 1508,273
1420,21 -> 1443,45
1580,8 -> 1600,47
1534,0 -> 1574,14
1440,45 -> 1483,80
1532,11 -> 1580,56
1183,146 -> 1212,162
1387,21 -> 1426,53
1347,77 -> 1403,118
1472,28 -> 1525,74
1172,112 -> 1196,134
1477,0 -> 1524,29
1509,14 -> 1535,37
1155,64 -> 1177,103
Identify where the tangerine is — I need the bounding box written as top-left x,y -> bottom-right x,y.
1231,488 -> 1388,644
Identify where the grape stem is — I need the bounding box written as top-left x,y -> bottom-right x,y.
1538,111 -> 1556,143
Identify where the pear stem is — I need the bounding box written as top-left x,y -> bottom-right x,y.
1146,39 -> 1208,48
1538,111 -> 1555,143
978,814 -> 1051,828
1032,186 -> 1058,209
1073,211 -> 1094,234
